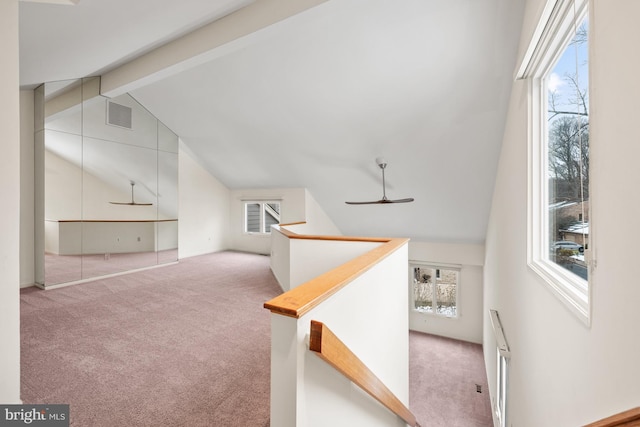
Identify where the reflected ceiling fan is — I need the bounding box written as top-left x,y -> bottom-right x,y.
345,158 -> 414,205
109,181 -> 153,206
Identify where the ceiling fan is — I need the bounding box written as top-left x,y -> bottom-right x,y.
345,158 -> 414,205
109,181 -> 153,206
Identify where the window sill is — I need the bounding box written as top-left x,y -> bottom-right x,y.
528,259 -> 590,326
412,310 -> 458,320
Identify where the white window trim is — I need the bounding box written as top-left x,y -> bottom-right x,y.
243,200 -> 281,235
496,349 -> 509,427
409,260 -> 461,319
490,309 -> 510,427
520,0 -> 591,325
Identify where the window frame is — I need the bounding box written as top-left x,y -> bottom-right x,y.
243,200 -> 281,235
496,348 -> 509,427
520,0 -> 591,325
409,261 -> 461,319
490,309 -> 510,427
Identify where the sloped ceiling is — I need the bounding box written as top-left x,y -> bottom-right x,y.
19,0 -> 254,86
20,0 -> 526,243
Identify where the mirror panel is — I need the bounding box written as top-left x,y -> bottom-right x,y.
82,138 -> 159,278
42,79 -> 83,285
157,150 -> 179,264
40,77 -> 179,287
82,137 -> 158,219
158,120 -> 179,153
82,79 -> 158,150
43,131 -> 83,285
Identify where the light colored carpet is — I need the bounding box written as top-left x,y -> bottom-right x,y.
23,250 -> 492,426
410,331 -> 493,427
23,251 -> 278,427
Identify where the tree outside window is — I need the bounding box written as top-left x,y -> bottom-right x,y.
546,18 -> 589,280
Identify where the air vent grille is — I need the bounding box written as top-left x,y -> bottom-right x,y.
107,101 -> 132,129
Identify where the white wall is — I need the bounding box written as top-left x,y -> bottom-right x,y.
228,187 -> 340,255
408,241 -> 485,344
229,187 -> 307,254
270,227 -> 291,289
302,190 -> 341,235
483,0 -> 640,425
178,143 -> 231,258
0,0 -> 22,404
290,238 -> 381,290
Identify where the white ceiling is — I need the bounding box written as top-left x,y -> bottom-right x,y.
20,0 -> 526,243
19,0 -> 253,86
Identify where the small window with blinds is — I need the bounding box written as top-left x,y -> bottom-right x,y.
244,201 -> 280,234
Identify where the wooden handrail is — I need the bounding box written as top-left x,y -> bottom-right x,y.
275,223 -> 393,243
263,225 -> 408,318
583,407 -> 640,427
309,320 -> 421,427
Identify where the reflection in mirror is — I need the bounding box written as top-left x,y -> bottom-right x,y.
82,137 -> 159,278
44,131 -> 83,284
158,150 -> 178,264
42,79 -> 83,285
39,77 -> 179,287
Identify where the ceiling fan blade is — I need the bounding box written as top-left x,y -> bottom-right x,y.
345,200 -> 382,205
386,197 -> 414,203
109,201 -> 153,206
345,197 -> 414,205
109,181 -> 153,206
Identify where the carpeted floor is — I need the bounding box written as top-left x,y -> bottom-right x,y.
22,251 -> 278,427
22,250 -> 492,426
409,331 -> 493,427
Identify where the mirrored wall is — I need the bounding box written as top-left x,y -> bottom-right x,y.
35,77 -> 178,287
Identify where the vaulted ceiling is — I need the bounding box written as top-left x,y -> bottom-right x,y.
19,0 -> 526,243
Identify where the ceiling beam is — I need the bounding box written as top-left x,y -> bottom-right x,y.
100,0 -> 328,98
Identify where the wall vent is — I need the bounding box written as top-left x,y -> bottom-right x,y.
106,101 -> 132,129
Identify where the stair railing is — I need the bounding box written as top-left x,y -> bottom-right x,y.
309,320 -> 421,427
583,407 -> 640,427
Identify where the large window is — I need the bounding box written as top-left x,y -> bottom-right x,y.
244,201 -> 280,234
520,0 -> 590,323
410,263 -> 459,318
